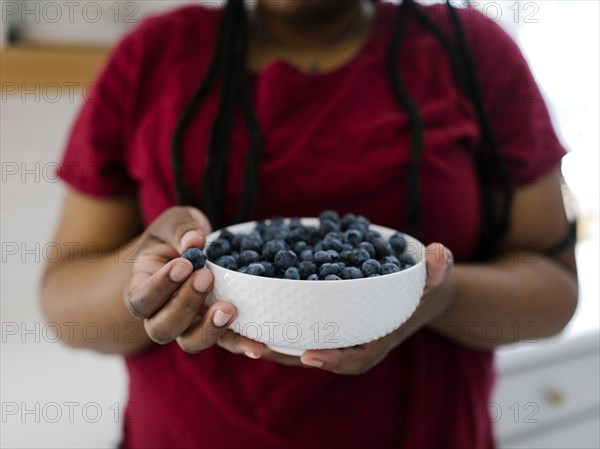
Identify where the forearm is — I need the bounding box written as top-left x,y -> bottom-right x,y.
428,251 -> 578,350
41,239 -> 154,356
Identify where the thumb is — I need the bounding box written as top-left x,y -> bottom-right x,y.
149,206 -> 213,254
423,243 -> 453,295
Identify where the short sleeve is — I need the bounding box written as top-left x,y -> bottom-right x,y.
462,8 -> 567,186
56,27 -> 141,197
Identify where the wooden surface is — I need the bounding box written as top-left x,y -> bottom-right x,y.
1,44 -> 109,90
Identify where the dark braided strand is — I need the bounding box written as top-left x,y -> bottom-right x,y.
387,0 -> 425,237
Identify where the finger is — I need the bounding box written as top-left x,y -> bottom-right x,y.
216,330 -> 266,359
301,346 -> 370,375
125,257 -> 193,319
175,300 -> 237,353
144,268 -> 214,344
150,206 -> 212,254
423,243 -> 453,295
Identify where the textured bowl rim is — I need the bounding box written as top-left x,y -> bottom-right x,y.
205,218 -> 426,285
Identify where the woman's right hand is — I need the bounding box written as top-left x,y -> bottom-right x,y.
124,206 -> 237,353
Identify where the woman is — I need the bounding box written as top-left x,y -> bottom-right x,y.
41,0 -> 578,447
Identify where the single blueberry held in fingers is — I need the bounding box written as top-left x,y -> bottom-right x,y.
324,274 -> 342,281
215,255 -> 237,270
341,267 -> 364,279
389,233 -> 407,253
361,259 -> 381,276
239,250 -> 260,266
283,267 -> 301,280
357,241 -> 375,259
206,239 -> 231,260
246,263 -> 266,277
274,249 -> 299,271
181,248 -> 207,271
381,263 -> 401,275
349,248 -> 370,267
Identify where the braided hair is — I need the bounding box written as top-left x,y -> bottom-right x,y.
171,0 -> 513,260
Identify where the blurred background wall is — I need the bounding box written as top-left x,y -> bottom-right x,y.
1,1 -> 598,447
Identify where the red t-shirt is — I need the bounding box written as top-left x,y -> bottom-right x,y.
58,3 -> 566,448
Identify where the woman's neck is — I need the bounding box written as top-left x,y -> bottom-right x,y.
251,0 -> 374,51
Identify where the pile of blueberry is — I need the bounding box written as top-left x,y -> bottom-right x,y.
183,211 -> 415,280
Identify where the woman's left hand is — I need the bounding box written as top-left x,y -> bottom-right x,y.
216,243 -> 454,375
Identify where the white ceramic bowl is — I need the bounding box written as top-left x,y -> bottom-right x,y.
205,219 -> 426,356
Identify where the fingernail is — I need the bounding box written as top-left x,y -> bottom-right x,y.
181,230 -> 201,250
193,269 -> 212,292
303,358 -> 324,368
170,263 -> 192,283
212,310 -> 232,327
244,350 -> 261,359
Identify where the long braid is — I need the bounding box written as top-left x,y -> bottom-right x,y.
387,0 -> 424,238
445,0 -> 514,255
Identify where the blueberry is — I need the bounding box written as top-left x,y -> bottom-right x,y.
319,263 -> 343,277
239,250 -> 260,266
320,210 -> 340,223
181,248 -> 207,270
382,255 -> 401,267
342,243 -> 353,252
298,261 -> 317,279
274,249 -> 299,271
381,263 -> 401,275
299,249 -> 314,262
215,255 -> 237,270
399,253 -> 415,267
289,217 -> 303,228
206,239 -> 231,260
341,267 -> 364,279
231,234 -> 244,251
324,274 -> 342,281
340,213 -> 357,230
307,274 -> 320,281
356,215 -> 370,227
326,249 -> 340,262
319,219 -> 340,236
361,259 -> 381,276
270,215 -> 285,227
314,250 -> 333,265
372,237 -> 393,258
349,248 -> 370,267
357,241 -> 376,258
348,222 -> 368,235
344,229 -> 363,246
262,240 -> 286,261
289,227 -> 310,243
339,249 -> 352,264
283,267 -> 301,280
365,230 -> 382,243
219,229 -> 235,242
260,261 -> 277,277
294,241 -> 308,254
389,233 -> 407,253
246,262 -> 266,276
241,236 -> 262,253
254,220 -> 267,234
231,251 -> 240,264
323,237 -> 344,252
